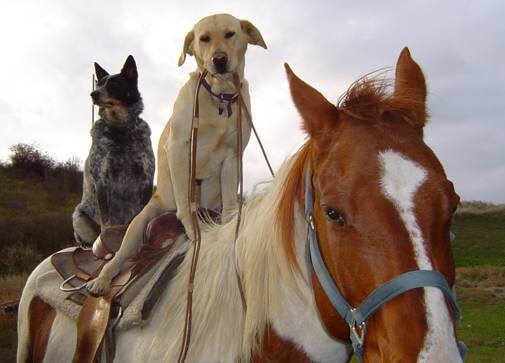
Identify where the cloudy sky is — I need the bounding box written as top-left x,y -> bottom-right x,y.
1,1 -> 503,202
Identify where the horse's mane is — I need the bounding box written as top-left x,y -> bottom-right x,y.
276,142 -> 312,273
152,153 -> 311,361
337,70 -> 428,127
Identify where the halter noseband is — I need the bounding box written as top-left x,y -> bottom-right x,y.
303,164 -> 467,362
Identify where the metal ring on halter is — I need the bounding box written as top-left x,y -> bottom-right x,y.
349,318 -> 367,346
59,274 -> 88,292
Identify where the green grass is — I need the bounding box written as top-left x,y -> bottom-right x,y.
457,301 -> 505,362
348,300 -> 505,363
452,211 -> 505,267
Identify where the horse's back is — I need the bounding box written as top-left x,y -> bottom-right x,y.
17,247 -> 77,363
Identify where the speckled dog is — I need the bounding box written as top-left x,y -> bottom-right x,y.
72,55 -> 155,247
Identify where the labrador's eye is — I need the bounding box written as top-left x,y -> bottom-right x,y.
225,31 -> 235,39
325,207 -> 346,226
200,35 -> 210,42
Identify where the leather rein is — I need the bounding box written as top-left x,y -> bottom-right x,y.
303,163 -> 467,362
177,70 -> 274,363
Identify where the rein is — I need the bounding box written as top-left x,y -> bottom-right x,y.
177,70 -> 274,363
303,164 -> 467,362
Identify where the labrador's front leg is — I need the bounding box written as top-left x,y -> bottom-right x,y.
220,151 -> 239,222
167,138 -> 196,241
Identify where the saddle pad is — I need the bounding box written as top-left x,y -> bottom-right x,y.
36,238 -> 189,331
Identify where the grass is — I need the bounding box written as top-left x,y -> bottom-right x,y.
0,274 -> 27,363
0,273 -> 28,304
457,301 -> 505,362
0,312 -> 17,363
452,211 -> 505,267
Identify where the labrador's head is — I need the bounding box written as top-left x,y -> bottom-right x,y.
178,14 -> 267,77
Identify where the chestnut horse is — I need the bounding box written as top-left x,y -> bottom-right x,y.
17,47 -> 464,362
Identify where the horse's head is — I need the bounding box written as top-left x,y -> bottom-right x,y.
282,48 -> 462,361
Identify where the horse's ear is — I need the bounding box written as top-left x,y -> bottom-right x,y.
394,47 -> 427,127
284,63 -> 338,141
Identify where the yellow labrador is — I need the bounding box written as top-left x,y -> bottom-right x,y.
86,14 -> 267,296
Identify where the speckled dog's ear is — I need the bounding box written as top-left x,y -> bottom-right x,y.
94,62 -> 109,81
121,55 -> 138,83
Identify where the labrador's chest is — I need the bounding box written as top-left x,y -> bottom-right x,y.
194,108 -> 240,175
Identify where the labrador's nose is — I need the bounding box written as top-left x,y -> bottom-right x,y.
212,53 -> 228,74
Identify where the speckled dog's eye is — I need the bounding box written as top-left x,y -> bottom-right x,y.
225,31 -> 235,39
200,35 -> 210,42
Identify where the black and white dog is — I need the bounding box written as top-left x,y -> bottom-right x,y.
72,55 -> 155,247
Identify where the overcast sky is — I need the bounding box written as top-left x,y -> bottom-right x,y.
1,1 -> 503,203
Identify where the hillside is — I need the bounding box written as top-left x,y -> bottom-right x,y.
0,144 -> 82,275
453,206 -> 505,267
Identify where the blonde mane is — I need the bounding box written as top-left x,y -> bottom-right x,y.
150,150 -> 310,362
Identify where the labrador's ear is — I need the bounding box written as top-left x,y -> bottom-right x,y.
178,30 -> 195,66
240,20 -> 267,49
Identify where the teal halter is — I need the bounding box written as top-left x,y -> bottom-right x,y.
303,165 -> 467,362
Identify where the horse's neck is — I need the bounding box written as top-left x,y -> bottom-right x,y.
236,190 -> 351,361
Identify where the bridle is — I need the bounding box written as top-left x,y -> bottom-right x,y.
303,164 -> 467,362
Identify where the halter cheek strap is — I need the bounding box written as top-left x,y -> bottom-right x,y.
303,164 -> 467,362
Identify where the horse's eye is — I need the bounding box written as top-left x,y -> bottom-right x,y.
200,35 -> 210,42
326,207 -> 346,226
225,31 -> 235,39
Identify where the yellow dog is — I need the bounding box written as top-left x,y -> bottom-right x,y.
87,13 -> 267,296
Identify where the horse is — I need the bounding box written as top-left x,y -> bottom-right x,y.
17,47 -> 464,362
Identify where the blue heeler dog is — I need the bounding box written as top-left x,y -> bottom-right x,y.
72,55 -> 155,248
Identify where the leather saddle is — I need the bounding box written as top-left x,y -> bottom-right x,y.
51,212 -> 186,293
51,210 -> 219,363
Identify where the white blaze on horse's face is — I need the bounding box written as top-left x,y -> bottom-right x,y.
379,149 -> 462,363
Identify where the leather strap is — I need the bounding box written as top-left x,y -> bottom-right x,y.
72,269 -> 130,363
72,288 -> 118,363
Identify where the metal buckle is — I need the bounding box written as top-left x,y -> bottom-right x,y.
59,274 -> 88,292
349,309 -> 367,347
308,214 -> 315,231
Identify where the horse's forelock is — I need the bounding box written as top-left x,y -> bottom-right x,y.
338,72 -> 428,129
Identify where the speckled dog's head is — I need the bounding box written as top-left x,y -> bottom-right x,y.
91,55 -> 143,125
